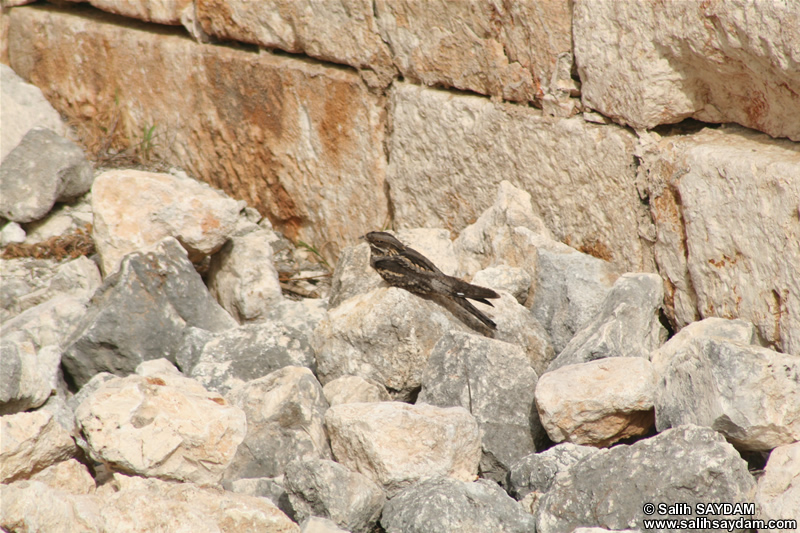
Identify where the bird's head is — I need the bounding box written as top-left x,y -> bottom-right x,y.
361,231 -> 405,256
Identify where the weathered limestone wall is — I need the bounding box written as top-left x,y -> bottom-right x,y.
3,0 -> 800,354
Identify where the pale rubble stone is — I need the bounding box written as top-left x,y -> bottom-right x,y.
313,287 -> 471,400
30,458 -> 96,495
230,476 -> 287,510
389,84 -> 651,273
79,0 -> 193,25
0,63 -> 67,161
642,126 -> 800,355
206,227 -> 284,323
74,372 -> 246,486
0,409 -> 78,483
322,375 -> 391,406
0,480 -> 104,533
755,442 -> 800,530
99,473 -> 300,533
301,517 -> 350,533
91,169 -> 243,275
224,366 -> 332,481
375,0 -> 573,103
471,265 -> 531,306
654,336 -> 800,451
506,442 -> 598,502
1,294 -> 88,351
573,0 -> 800,140
548,273 -> 667,371
0,340 -> 60,415
197,0 -> 395,87
0,220 -> 25,246
9,6 -> 388,264
535,358 -> 657,447
23,191 -> 94,244
325,402 -> 481,497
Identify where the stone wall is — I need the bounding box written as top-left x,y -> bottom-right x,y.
3,0 -> 799,354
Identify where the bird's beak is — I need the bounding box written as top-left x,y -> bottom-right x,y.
359,234 -> 366,241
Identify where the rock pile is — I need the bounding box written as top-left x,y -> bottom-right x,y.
1,69 -> 798,533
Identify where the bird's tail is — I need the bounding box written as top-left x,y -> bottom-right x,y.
447,277 -> 500,307
452,295 -> 497,330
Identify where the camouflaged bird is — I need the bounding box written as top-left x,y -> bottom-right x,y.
362,231 -> 499,329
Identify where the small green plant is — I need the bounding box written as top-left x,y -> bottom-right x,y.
297,240 -> 332,271
139,124 -> 157,163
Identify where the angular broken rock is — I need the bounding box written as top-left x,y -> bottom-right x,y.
655,334 -> 800,451
0,127 -> 93,223
62,237 -> 236,388
506,442 -> 598,501
381,477 -> 537,533
29,458 -> 96,495
91,168 -> 243,275
206,226 -> 284,323
548,272 -> 667,371
285,458 -> 386,533
755,441 -> 800,526
418,331 -> 544,483
188,321 -> 317,396
100,473 -> 299,533
322,375 -> 391,406
325,402 -> 481,496
75,371 -> 246,486
0,480 -> 103,533
535,425 -> 756,533
530,237 -> 619,355
535,357 -> 657,447
0,340 -> 60,415
225,366 -> 332,481
313,287 -> 470,400
0,409 -> 78,483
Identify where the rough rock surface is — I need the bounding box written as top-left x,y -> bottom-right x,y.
574,0 -> 800,140
506,443 -> 598,501
225,366 -> 332,481
0,63 -> 67,161
284,458 -> 386,533
75,369 -> 246,486
322,375 -> 391,406
325,402 -> 481,497
0,339 -> 60,415
755,441 -> 800,527
9,5 -> 388,262
655,334 -> 800,451
91,169 -> 243,275
0,409 -> 78,483
381,477 -> 537,533
62,237 -> 236,388
0,127 -> 93,223
418,331 -> 544,482
643,126 -> 800,355
548,273 -> 667,371
535,358 -> 657,447
388,83 -> 650,272
535,425 -> 756,533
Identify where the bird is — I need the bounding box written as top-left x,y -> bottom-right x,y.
361,231 -> 499,329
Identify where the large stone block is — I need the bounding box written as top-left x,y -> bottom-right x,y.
375,0 -> 573,103
574,0 -> 800,141
8,5 -> 388,263
387,83 -> 650,272
197,0 -> 395,87
643,126 -> 800,355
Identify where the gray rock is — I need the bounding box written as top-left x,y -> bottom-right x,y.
285,458 -> 385,533
62,237 -> 236,388
225,366 -> 332,481
418,331 -> 544,483
655,335 -> 800,451
489,292 -> 555,376
471,265 -> 531,306
381,477 -> 537,533
23,192 -> 93,244
755,441 -> 800,527
531,239 -> 619,354
1,295 -> 88,350
548,273 -> 667,371
0,256 -> 101,323
0,64 -> 67,161
189,321 -> 316,396
506,442 -> 598,500
536,425 -> 756,533
300,517 -> 351,533
0,340 -> 60,415
0,127 -> 93,223
230,476 -> 288,511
